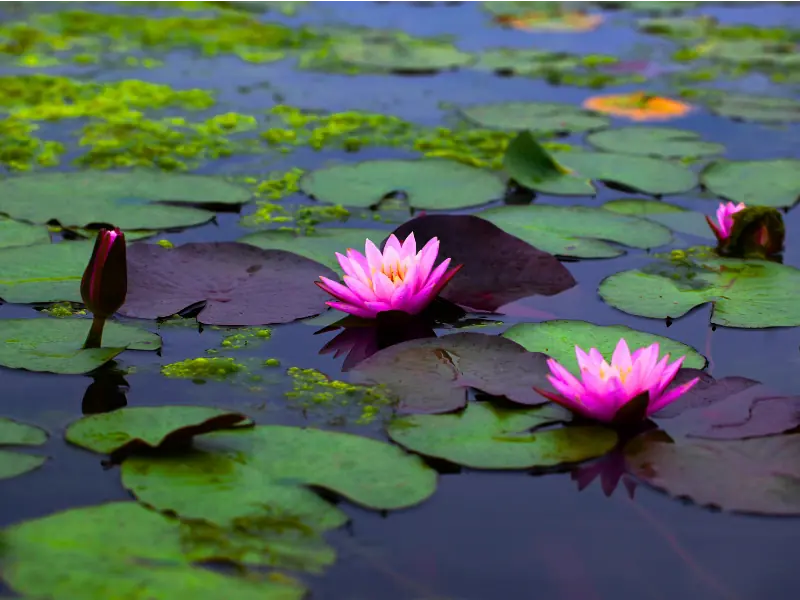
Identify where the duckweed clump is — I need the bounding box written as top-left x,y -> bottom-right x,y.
212,328 -> 273,351
39,302 -> 86,318
161,357 -> 246,382
285,367 -> 394,425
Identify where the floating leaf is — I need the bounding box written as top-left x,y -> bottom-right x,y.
460,101 -> 610,134
599,256 -> 800,328
239,228 -> 388,274
328,35 -> 474,73
596,1 -> 699,15
66,406 -> 251,458
0,502 -> 310,599
351,332 -> 553,413
473,47 -> 580,77
603,198 -> 714,239
388,402 -> 617,469
119,242 -> 336,325
0,418 -> 47,481
0,172 -> 251,230
0,217 -> 50,249
503,131 -> 594,195
388,214 -> 576,312
479,204 -> 672,258
625,430 -> 800,515
587,127 -> 724,158
0,241 -> 91,304
583,92 -> 693,121
701,159 -> 800,208
300,159 -> 505,211
502,320 -> 706,376
0,318 -> 161,375
652,369 -> 800,439
120,426 -> 436,532
710,94 -> 800,123
551,150 -> 698,195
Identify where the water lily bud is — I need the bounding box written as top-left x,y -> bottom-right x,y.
713,205 -> 784,259
81,228 -> 127,319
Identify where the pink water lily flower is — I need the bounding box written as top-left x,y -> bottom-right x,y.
706,201 -> 746,241
316,233 -> 462,319
534,339 -> 700,424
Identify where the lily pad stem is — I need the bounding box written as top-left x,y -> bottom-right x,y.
83,315 -> 106,349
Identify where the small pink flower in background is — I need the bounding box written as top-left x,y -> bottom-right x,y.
534,339 -> 699,424
316,233 -> 462,319
706,201 -> 746,241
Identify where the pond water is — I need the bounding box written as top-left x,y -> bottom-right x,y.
0,2 -> 799,599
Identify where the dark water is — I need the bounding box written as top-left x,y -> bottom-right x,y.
1,2 -> 800,599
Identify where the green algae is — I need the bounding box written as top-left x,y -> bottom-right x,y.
211,328 -> 273,352
285,367 -> 394,425
39,302 -> 87,318
161,357 -> 246,382
0,118 -> 63,172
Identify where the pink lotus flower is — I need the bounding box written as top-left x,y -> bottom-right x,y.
534,339 -> 700,424
316,233 -> 462,319
706,201 -> 746,242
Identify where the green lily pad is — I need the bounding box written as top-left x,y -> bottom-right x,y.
551,150 -> 699,196
0,502 -> 310,599
625,430 -> 800,515
473,47 -> 580,76
0,241 -> 90,304
0,318 -> 161,375
118,425 -> 436,533
239,228 -> 389,274
637,16 -> 713,39
503,131 -> 594,195
603,198 -> 715,239
66,406 -> 251,458
701,159 -> 800,208
478,204 -> 672,258
0,217 -> 50,249
596,1 -> 699,14
329,35 -> 474,73
710,94 -> 800,123
599,256 -> 800,328
586,127 -> 724,158
300,159 -> 506,210
0,172 -> 252,230
387,402 -> 617,469
460,101 -> 610,134
0,417 -> 47,481
502,320 -> 706,376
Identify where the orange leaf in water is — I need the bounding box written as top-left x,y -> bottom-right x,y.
496,11 -> 604,32
583,92 -> 693,122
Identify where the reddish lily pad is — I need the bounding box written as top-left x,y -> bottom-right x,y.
625,430 -> 800,515
653,369 -> 800,440
120,242 -> 337,325
388,215 -> 576,312
351,332 -> 554,413
66,406 -> 252,460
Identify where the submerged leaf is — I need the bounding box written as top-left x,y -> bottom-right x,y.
0,418 -> 47,481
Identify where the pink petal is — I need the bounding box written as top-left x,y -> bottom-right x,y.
371,271 -> 397,302
384,234 -> 402,254
400,232 -> 417,258
346,249 -> 371,283
611,338 -> 632,372
430,264 -> 462,297
426,257 -> 451,289
648,376 -> 700,416
390,280 -> 413,311
535,386 -> 594,419
317,277 -> 363,306
546,359 -> 585,396
363,300 -> 393,315
364,239 -> 384,275
326,301 -> 378,319
343,275 -> 377,303
416,238 -> 440,282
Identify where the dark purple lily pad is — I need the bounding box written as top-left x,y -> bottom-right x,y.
350,332 -> 553,413
625,430 -> 800,515
388,215 -> 576,312
120,242 -> 336,325
653,369 -> 800,440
